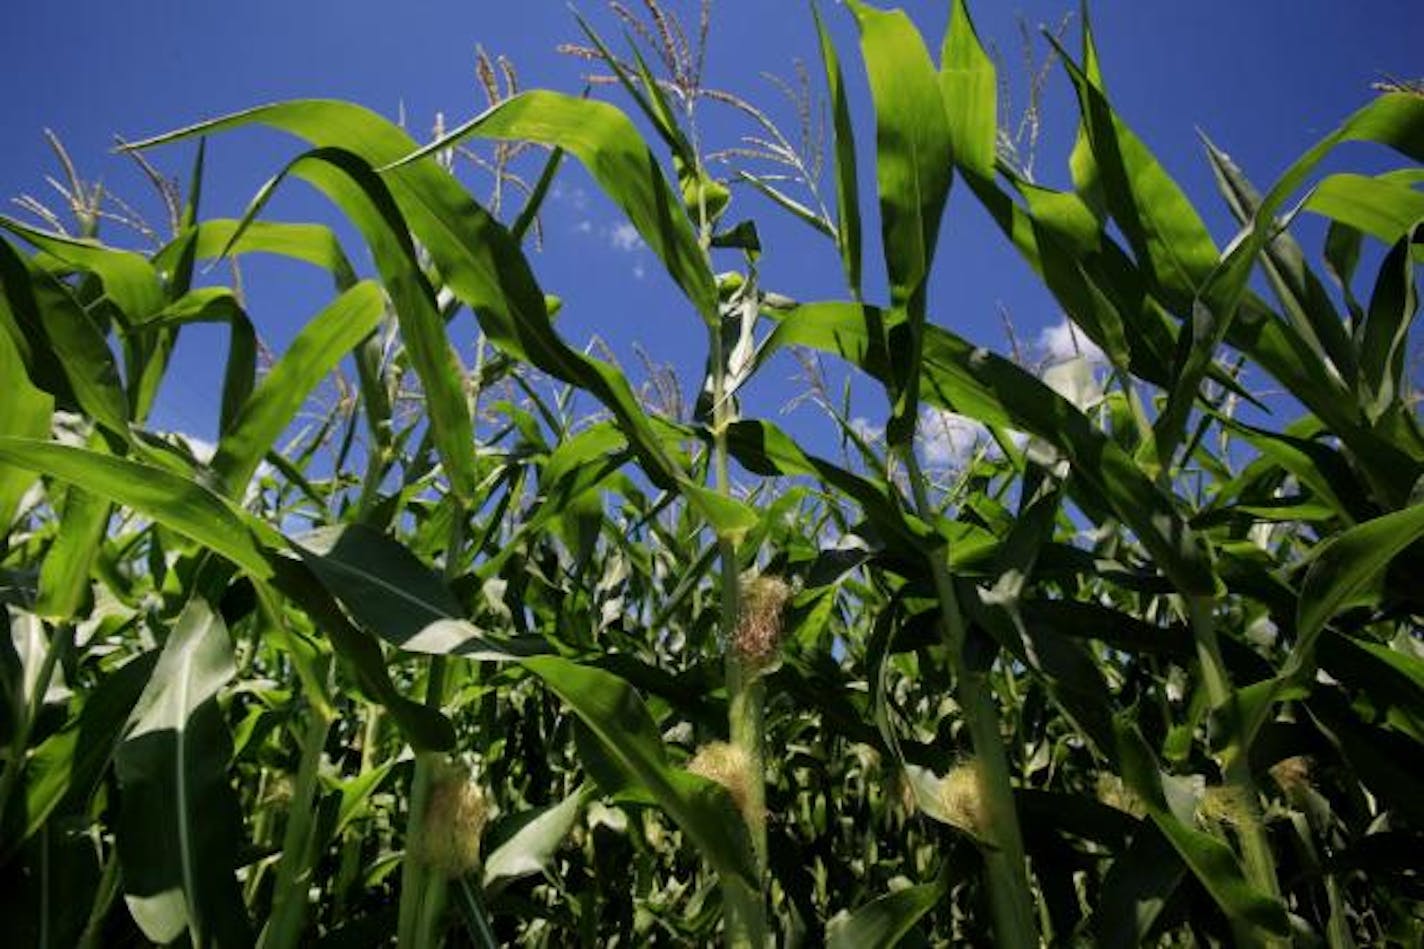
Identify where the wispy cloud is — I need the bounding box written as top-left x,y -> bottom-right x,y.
1037,317 -> 1106,366
919,408 -> 990,469
607,221 -> 644,252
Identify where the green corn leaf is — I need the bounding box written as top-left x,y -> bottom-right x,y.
1201,135 -> 1357,382
296,523 -> 547,658
812,0 -> 863,296
846,0 -> 954,444
114,598 -> 253,948
0,438 -> 277,581
152,218 -> 358,291
144,288 -> 257,436
1067,4 -> 1107,217
826,877 -> 946,949
1114,720 -> 1290,938
1305,172 -> 1424,250
0,216 -> 164,320
940,0 -> 996,179
388,89 -> 717,323
846,0 -> 953,308
723,417 -> 936,561
16,651 -> 158,847
1297,502 -> 1424,659
221,146 -> 478,505
1051,37 -> 1219,312
210,281 -> 384,498
518,655 -> 759,893
0,240 -> 130,439
0,323 -> 52,531
483,784 -> 592,893
1156,93 -> 1424,463
263,558 -> 456,752
126,101 -> 748,533
34,476 -> 110,622
761,303 -> 1217,594
1357,223 -> 1421,418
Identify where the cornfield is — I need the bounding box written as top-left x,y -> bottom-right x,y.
2,1 -> 1423,946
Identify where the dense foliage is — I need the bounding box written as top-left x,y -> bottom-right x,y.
2,1 -> 1423,946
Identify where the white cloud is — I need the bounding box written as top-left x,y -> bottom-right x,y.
575,219 -> 592,234
1037,318 -> 1106,366
632,262 -> 646,280
607,221 -> 644,252
919,409 -> 989,469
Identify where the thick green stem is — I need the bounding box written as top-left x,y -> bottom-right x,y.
904,450 -> 1039,947
710,275 -> 767,948
76,845 -> 121,949
1189,597 -> 1283,946
260,706 -> 334,949
398,506 -> 464,949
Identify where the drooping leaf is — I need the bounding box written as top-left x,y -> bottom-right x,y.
114,598 -> 253,948
0,239 -> 130,438
143,287 -> 258,436
826,876 -> 946,949
127,101 -> 751,535
1304,172 -> 1424,250
152,218 -> 358,291
482,784 -> 592,893
0,216 -> 165,320
220,146 -> 478,505
390,90 -> 717,323
0,438 -> 277,580
296,523 -> 546,658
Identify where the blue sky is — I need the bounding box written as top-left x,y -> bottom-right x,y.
3,0 -> 1421,463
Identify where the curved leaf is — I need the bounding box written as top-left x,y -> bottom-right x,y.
826,877 -> 945,949
761,303 -> 1217,594
518,655 -> 758,893
223,146 -> 478,504
128,101 -> 749,535
482,784 -> 592,893
144,287 -> 257,436
0,438 -> 276,580
296,523 -> 547,658
1297,502 -> 1424,655
152,218 -> 358,291
391,90 -> 717,322
115,598 -> 253,948
0,216 -> 164,320
0,239 -> 129,438
210,281 -> 384,497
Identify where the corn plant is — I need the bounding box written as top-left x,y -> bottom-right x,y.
2,1 -> 1423,946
